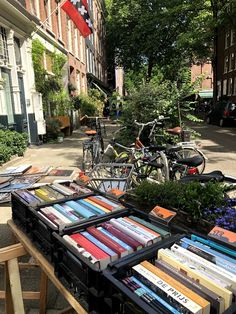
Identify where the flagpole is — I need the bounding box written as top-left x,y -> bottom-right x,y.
31,0 -> 68,38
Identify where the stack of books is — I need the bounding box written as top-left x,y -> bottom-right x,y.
121,226 -> 236,314
52,181 -> 93,196
62,216 -> 171,270
0,165 -> 32,176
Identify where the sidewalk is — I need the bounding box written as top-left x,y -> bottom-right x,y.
0,121 -> 118,313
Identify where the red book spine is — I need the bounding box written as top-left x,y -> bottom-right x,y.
101,222 -> 143,251
87,226 -> 127,257
70,233 -> 110,260
87,196 -> 113,211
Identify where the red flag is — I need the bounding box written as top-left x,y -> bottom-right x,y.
61,0 -> 93,38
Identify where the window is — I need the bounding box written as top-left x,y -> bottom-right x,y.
224,56 -> 229,73
14,37 -> 22,66
45,0 -> 52,29
225,31 -> 231,48
67,17 -> 72,52
228,78 -> 233,95
231,29 -> 236,45
223,79 -> 227,95
57,7 -> 62,40
74,28 -> 79,58
0,27 -> 9,63
233,78 -> 236,95
1,69 -> 14,124
230,53 -> 235,71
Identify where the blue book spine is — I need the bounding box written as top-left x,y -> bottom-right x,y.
81,231 -> 118,259
94,195 -> 120,207
131,276 -> 181,314
53,204 -> 79,222
97,227 -> 133,252
179,237 -> 236,274
78,199 -> 105,215
191,234 -> 236,258
182,237 -> 236,266
65,201 -> 96,218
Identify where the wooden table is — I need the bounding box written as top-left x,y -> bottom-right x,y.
3,220 -> 87,314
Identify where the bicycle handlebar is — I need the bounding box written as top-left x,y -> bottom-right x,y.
134,116 -> 170,127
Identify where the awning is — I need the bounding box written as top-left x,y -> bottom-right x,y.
87,73 -> 112,96
92,82 -> 107,96
198,90 -> 213,99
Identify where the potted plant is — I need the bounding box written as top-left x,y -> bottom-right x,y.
45,118 -> 63,142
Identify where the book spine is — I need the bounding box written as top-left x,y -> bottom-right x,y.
97,226 -> 132,253
117,218 -> 156,243
39,208 -> 63,226
15,190 -> 40,204
132,264 -> 202,314
129,215 -> 171,238
130,276 -> 181,314
87,196 -> 114,211
123,217 -> 161,240
45,206 -> 72,224
52,183 -> 75,195
78,199 -> 106,215
101,222 -> 143,250
141,260 -> 210,314
61,204 -> 84,220
82,198 -> 110,213
53,204 -> 79,222
87,226 -> 127,257
81,231 -> 118,262
42,185 -> 66,199
171,244 -> 236,294
191,235 -> 236,258
94,195 -> 124,208
69,182 -> 91,194
158,249 -> 232,310
37,212 -> 58,228
65,200 -> 96,218
35,188 -> 55,202
109,218 -> 152,246
179,238 -> 236,274
70,233 -> 110,261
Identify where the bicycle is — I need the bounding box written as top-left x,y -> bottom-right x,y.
81,116 -> 105,173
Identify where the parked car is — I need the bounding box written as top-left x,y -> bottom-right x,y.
206,101 -> 236,127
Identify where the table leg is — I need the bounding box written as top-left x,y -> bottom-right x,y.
39,270 -> 48,314
5,261 -> 14,314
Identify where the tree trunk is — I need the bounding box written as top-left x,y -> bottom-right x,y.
146,57 -> 154,82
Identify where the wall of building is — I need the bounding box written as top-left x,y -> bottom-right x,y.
191,61 -> 213,91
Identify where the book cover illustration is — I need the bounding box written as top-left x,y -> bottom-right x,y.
0,175 -> 41,192
208,226 -> 236,249
25,166 -> 52,176
48,169 -> 74,177
149,205 -> 177,225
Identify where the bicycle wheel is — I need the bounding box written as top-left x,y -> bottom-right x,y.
82,145 -> 94,173
175,147 -> 206,174
147,151 -> 170,184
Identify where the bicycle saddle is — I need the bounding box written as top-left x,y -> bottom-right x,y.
85,130 -> 97,136
179,170 -> 225,183
177,155 -> 203,167
166,126 -> 183,135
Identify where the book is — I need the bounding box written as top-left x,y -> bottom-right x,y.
88,195 -> 125,211
70,233 -> 111,269
128,276 -> 181,314
77,199 -> 107,215
0,176 -> 13,189
48,169 -> 75,177
41,185 -> 66,199
69,182 -> 92,194
97,226 -> 133,254
35,188 -> 57,202
0,192 -> 11,204
65,200 -> 96,218
122,276 -> 180,314
101,222 -> 143,251
191,234 -> 236,258
109,218 -> 153,246
81,198 -> 110,213
39,207 -> 67,226
81,231 -> 118,262
42,206 -> 71,224
155,259 -> 224,314
170,244 -> 236,294
128,215 -> 171,238
52,183 -> 77,196
25,166 -> 52,176
149,205 -> 177,225
61,204 -> 85,220
14,190 -> 42,204
0,165 -> 32,176
208,226 -> 236,251
37,211 -> 58,229
87,226 -> 128,257
141,260 -> 210,314
158,248 -> 232,310
0,175 -> 41,192
53,204 -> 80,222
132,263 -> 203,314
178,237 -> 236,274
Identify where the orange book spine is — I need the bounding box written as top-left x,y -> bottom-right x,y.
87,196 -> 113,211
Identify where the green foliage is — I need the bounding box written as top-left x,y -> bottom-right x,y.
135,180 -> 227,221
45,118 -> 63,139
0,130 -> 28,164
71,90 -> 104,117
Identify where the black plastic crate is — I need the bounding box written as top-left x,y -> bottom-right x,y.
103,234 -> 236,314
52,208 -> 172,313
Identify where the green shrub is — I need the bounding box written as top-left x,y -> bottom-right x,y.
0,130 -> 28,164
134,180 -> 227,220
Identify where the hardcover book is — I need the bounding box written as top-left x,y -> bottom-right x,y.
208,226 -> 236,251
149,205 -> 177,225
0,176 -> 13,189
48,169 -> 74,177
0,175 -> 41,192
0,165 -> 32,176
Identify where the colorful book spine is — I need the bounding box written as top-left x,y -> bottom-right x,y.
39,207 -> 65,226
109,218 -> 152,246
69,182 -> 92,194
35,188 -> 56,202
128,215 -> 171,238
52,183 -> 76,195
53,204 -> 79,222
132,263 -> 203,314
158,248 -> 232,310
141,260 -> 210,314
191,235 -> 236,258
44,206 -> 71,224
81,231 -> 118,262
42,185 -> 66,199
15,190 -> 41,204
82,198 -> 110,213
65,200 -> 96,218
97,226 -> 133,254
37,212 -> 57,228
94,195 -> 124,208
61,204 -> 84,220
101,222 -> 143,251
130,276 -> 181,314
179,237 -> 236,274
208,226 -> 236,251
77,199 -> 106,215
87,226 -> 127,257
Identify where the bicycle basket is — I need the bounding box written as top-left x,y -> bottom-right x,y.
87,163 -> 134,193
